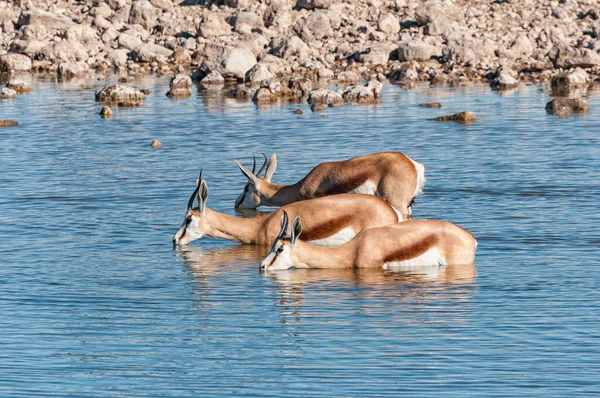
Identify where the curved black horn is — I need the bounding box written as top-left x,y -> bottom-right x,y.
256,153 -> 268,178
251,155 -> 257,175
278,210 -> 290,239
187,169 -> 203,210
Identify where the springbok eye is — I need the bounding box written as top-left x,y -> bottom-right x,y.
276,247 -> 284,254
185,217 -> 192,226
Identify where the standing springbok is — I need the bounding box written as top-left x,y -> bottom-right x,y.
260,212 -> 477,271
235,152 -> 425,220
173,172 -> 400,246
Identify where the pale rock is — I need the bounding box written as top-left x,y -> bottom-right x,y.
198,15 -> 231,38
17,9 -> 74,31
40,40 -> 89,63
337,71 -> 360,82
131,43 -> 173,62
96,84 -> 146,102
377,13 -> 400,35
246,63 -> 275,83
18,24 -> 47,41
0,87 -> 17,100
200,71 -> 225,85
170,74 -> 193,89
253,87 -> 278,103
553,48 -> 600,69
91,3 -> 113,19
66,25 -> 98,42
296,0 -> 331,10
545,98 -> 589,117
107,48 -> 130,67
414,0 -> 463,26
118,33 -> 143,50
128,0 -> 158,29
221,47 -> 257,79
551,67 -> 589,89
397,40 -> 436,62
299,11 -> 332,42
355,44 -> 394,65
308,88 -> 343,106
150,0 -> 174,12
491,66 -> 519,89
425,14 -> 452,35
0,53 -> 32,72
92,15 -> 114,31
234,11 -> 263,29
272,36 -> 310,60
289,77 -> 312,98
58,61 -> 90,77
318,67 -> 334,79
5,80 -> 31,93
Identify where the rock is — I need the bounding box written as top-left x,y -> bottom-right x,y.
551,68 -> 589,90
424,14 -> 452,35
414,0 -> 463,26
0,88 -> 17,100
342,80 -> 382,104
246,63 -> 275,84
300,11 -> 332,42
96,84 -> 146,102
40,40 -> 88,63
397,40 -> 437,62
150,0 -> 174,12
58,61 -> 90,77
167,88 -> 192,98
81,83 -> 94,89
118,33 -> 143,50
272,36 -> 310,60
491,67 -> 519,89
17,9 -> 74,31
117,101 -> 144,107
221,47 -> 257,80
253,87 -> 278,103
91,3 -> 113,18
553,48 -> 600,69
419,102 -> 442,108
0,53 -> 32,72
355,45 -> 394,65
128,0 -> 157,29
430,111 -> 477,123
130,43 -> 173,62
308,88 -> 343,107
545,98 -> 589,117
198,15 -> 231,38
170,74 -> 193,89
170,48 -> 191,64
293,109 -> 303,114
337,71 -> 360,82
318,68 -> 334,80
107,49 -> 130,68
234,11 -> 263,29
65,25 -> 99,42
0,120 -> 19,127
150,139 -> 162,147
5,80 -> 31,93
296,0 -> 331,10
311,103 -> 328,112
377,14 -> 400,35
289,78 -> 312,98
100,105 -> 113,118
500,34 -> 533,59
200,71 -> 225,85
227,86 -> 256,100
18,25 -> 48,41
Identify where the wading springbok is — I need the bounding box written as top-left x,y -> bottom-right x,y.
173,172 -> 400,246
235,152 -> 425,220
260,212 -> 477,271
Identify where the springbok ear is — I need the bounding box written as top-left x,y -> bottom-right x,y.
264,154 -> 277,182
291,216 -> 302,244
198,180 -> 208,214
236,160 -> 258,184
278,210 -> 289,239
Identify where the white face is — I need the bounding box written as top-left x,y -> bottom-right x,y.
172,210 -> 205,245
235,181 -> 261,209
260,240 -> 295,271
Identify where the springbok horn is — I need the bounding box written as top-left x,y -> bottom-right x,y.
187,169 -> 202,210
251,155 -> 257,175
256,153 -> 268,178
278,210 -> 289,239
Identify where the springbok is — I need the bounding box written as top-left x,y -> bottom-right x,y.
235,152 -> 425,220
260,212 -> 477,271
173,172 -> 400,246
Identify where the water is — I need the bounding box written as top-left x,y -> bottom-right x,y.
1,76 -> 599,397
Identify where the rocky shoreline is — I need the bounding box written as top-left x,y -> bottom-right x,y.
0,0 -> 599,114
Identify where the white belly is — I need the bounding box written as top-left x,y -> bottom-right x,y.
308,227 -> 356,247
351,180 -> 379,196
383,247 -> 447,269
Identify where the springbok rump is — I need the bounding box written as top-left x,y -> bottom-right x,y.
235,151 -> 425,220
260,212 -> 477,271
173,172 -> 400,246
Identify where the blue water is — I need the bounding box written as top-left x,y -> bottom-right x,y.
0,76 -> 599,397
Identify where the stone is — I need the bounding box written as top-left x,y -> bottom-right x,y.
397,40 -> 436,62
553,48 -> 600,69
0,88 -> 17,100
0,120 -> 19,127
414,0 -> 463,26
150,139 -> 162,147
118,33 -> 143,50
17,9 -> 74,31
296,0 -> 331,10
289,78 -> 312,98
355,45 -> 394,65
491,67 -> 519,89
128,0 -> 158,29
0,53 -> 32,72
221,47 -> 257,80
170,74 -> 193,89
18,24 -> 48,41
130,43 -> 173,62
227,86 -> 256,100
318,68 -> 334,80
65,25 -> 99,42
40,40 -> 89,63
424,14 -> 452,35
100,105 -> 113,118
300,11 -> 332,42
166,88 -> 192,98
5,80 -> 32,93
107,49 -> 130,68
293,109 -> 303,114
337,71 -> 360,82
419,102 -> 442,108
342,80 -> 382,104
308,88 -> 343,106
96,84 -> 146,102
234,11 -> 263,29
92,3 -> 113,19
545,98 -> 589,117
551,68 -> 589,91
170,48 -> 191,64
58,61 -> 90,77
117,101 -> 144,107
377,14 -> 400,35
200,71 -> 225,85
150,0 -> 174,12
198,15 -> 231,38
430,111 -> 478,123
81,83 -> 94,89
272,36 -> 310,60
246,63 -> 275,84
253,87 -> 278,103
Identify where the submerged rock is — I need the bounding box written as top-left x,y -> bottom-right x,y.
95,85 -> 146,102
419,102 -> 442,108
150,139 -> 162,147
0,88 -> 18,100
117,101 -> 144,107
545,98 -> 589,117
430,111 -> 477,123
0,120 -> 19,127
308,88 -> 343,107
6,80 -> 32,93
99,105 -> 113,118
491,67 -> 519,89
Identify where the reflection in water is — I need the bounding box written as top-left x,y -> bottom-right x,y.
176,243 -> 269,276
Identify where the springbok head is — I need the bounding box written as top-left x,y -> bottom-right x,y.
260,211 -> 303,271
234,153 -> 277,209
173,171 -> 209,245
